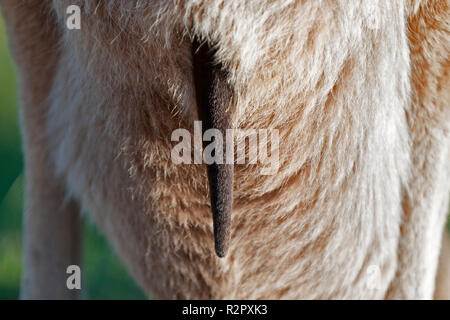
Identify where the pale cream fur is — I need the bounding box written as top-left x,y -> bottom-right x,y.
0,0 -> 449,299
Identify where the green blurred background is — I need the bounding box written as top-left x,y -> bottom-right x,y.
0,17 -> 146,300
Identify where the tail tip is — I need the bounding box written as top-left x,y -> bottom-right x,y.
214,242 -> 228,258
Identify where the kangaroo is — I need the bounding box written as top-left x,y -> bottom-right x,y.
1,0 -> 449,299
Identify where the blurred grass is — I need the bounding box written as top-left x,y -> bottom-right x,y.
0,15 -> 145,300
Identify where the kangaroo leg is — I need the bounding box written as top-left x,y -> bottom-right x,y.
1,0 -> 82,299
387,2 -> 450,299
435,227 -> 450,300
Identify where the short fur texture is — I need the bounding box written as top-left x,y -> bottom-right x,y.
1,0 -> 449,299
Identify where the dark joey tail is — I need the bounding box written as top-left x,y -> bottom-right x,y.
192,37 -> 234,258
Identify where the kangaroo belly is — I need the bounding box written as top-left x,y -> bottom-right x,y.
46,0 -> 411,298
